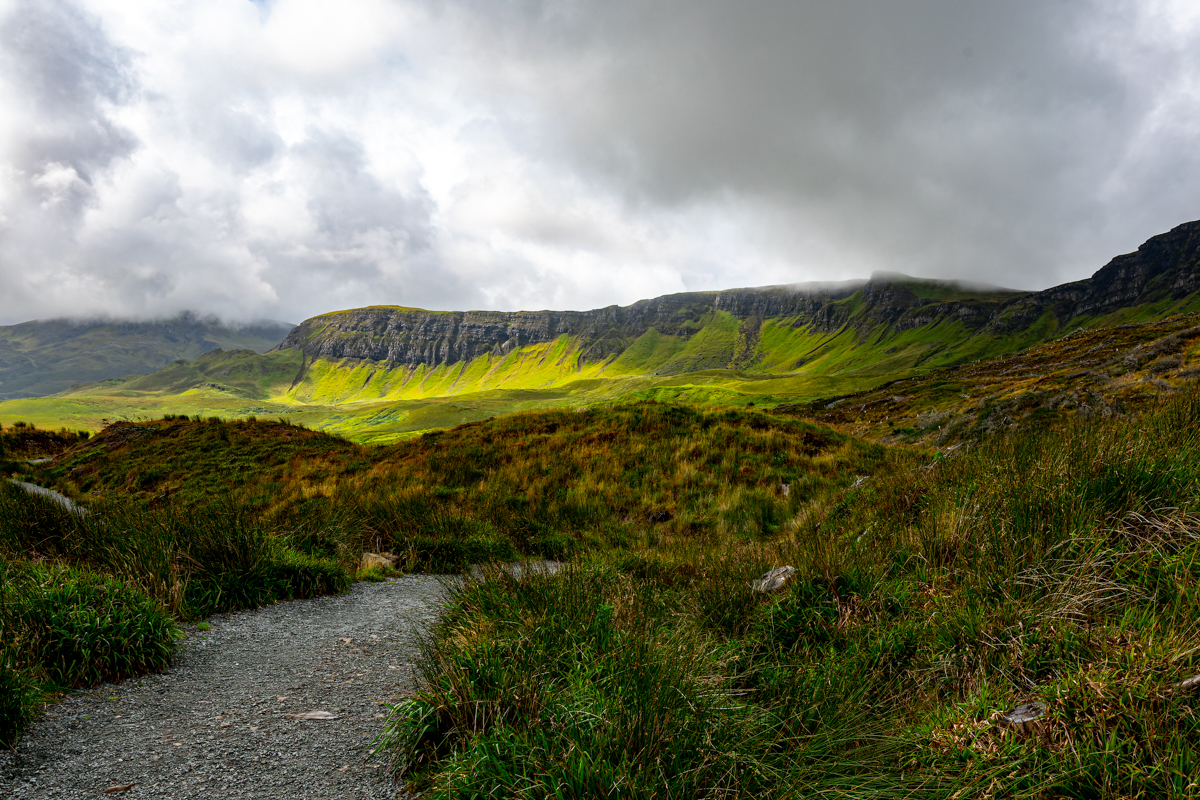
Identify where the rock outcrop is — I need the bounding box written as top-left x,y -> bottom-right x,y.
980,220 -> 1200,333
274,279 -> 991,369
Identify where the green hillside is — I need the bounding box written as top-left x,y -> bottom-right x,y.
4,219 -> 1200,441
0,313 -> 292,400
2,285 -> 1198,444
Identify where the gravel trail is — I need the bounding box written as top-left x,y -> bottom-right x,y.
6,482 -> 87,516
0,576 -> 447,799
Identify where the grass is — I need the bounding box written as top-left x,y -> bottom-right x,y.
373,383 -> 1200,798
0,480 -> 352,745
1,560 -> 178,688
784,312 -> 1200,446
0,422 -> 90,461
36,405 -> 896,570
0,556 -> 179,748
5,318 -> 1200,794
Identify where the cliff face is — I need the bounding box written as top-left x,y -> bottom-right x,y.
275,283 -> 868,369
275,276 -> 1023,371
981,221 -> 1200,332
276,220 -> 1200,372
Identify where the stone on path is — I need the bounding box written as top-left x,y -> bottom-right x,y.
360,552 -> 400,571
285,710 -> 340,721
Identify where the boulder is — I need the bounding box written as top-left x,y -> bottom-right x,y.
751,566 -> 796,592
360,552 -> 400,571
998,702 -> 1045,737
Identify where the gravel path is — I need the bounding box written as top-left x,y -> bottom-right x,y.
0,576 -> 447,799
6,481 -> 87,516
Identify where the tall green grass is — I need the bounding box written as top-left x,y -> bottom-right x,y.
379,385 -> 1200,798
0,487 -> 350,616
1,560 -> 178,688
0,486 -> 352,745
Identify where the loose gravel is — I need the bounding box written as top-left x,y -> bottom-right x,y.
0,576 -> 447,799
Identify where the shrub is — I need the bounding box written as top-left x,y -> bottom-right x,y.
12,567 -> 179,688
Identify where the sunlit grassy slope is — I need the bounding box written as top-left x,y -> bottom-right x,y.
4,278 -> 1199,442
784,312 -> 1200,446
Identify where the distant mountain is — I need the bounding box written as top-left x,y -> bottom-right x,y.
4,220 -> 1200,441
0,313 -> 293,400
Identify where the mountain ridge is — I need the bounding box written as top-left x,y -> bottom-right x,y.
275,220 -> 1200,375
4,220 -> 1200,442
0,313 -> 293,400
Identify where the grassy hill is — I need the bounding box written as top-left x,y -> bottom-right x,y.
3,220 -> 1200,442
0,313 -> 292,400
782,312 -> 1200,445
6,380 -> 1200,794
24,404 -> 890,557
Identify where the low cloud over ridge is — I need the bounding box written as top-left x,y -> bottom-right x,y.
0,0 -> 1198,324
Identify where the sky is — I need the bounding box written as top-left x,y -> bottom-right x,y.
0,0 -> 1198,325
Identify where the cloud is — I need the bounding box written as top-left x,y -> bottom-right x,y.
433,0 -> 1191,285
0,0 -> 1197,325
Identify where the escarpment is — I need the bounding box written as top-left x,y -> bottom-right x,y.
276,284 -> 862,370
982,220 -> 1200,332
275,220 -> 1200,373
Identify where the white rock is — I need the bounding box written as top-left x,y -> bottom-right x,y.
751,566 -> 796,592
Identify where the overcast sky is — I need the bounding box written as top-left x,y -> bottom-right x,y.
0,0 -> 1197,325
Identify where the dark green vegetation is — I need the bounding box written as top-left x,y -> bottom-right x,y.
379,386 -> 1200,798
0,476 -> 350,746
0,421 -> 90,465
0,312 -> 291,400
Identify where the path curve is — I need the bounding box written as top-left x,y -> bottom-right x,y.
7,481 -> 88,516
0,577 -> 446,799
